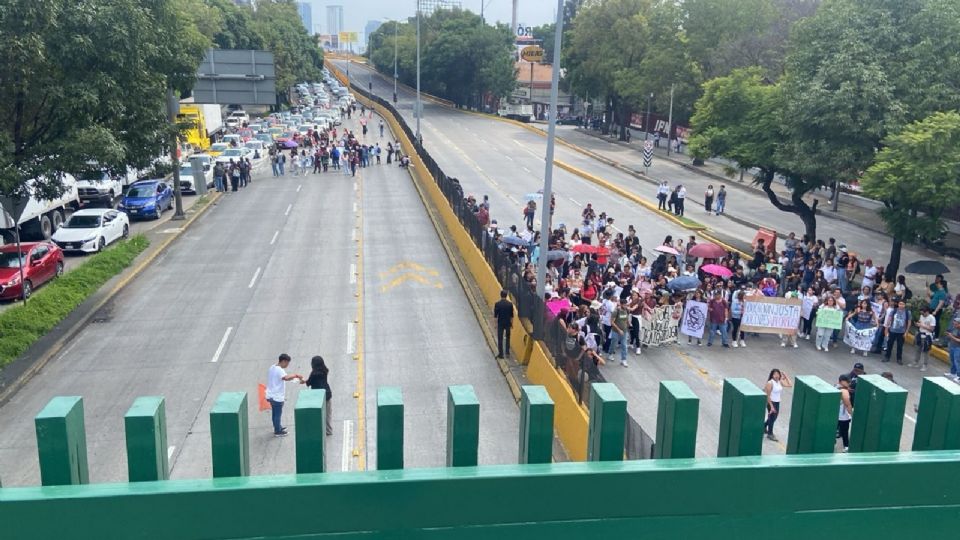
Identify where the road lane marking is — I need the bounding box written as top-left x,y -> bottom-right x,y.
569,197 -> 581,206
346,322 -> 356,354
297,184 -> 302,193
270,230 -> 279,245
167,446 -> 176,460
352,229 -> 356,241
353,201 -> 358,213
341,420 -> 354,472
350,263 -> 357,284
211,327 -> 233,363
248,267 -> 262,288
285,203 -> 292,216
523,166 -> 531,173
905,414 -> 916,423
504,155 -> 514,161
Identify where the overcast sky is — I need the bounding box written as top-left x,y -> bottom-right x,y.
308,0 -> 554,36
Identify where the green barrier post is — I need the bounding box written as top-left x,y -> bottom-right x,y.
446,385 -> 479,467
913,377 -> 960,451
849,374 -> 907,453
210,392 -> 250,478
295,390 -> 326,474
588,383 -> 627,461
377,387 -> 404,470
654,381 -> 699,459
717,378 -> 766,457
35,396 -> 88,486
124,396 -> 168,482
519,385 -> 554,464
786,376 -> 841,454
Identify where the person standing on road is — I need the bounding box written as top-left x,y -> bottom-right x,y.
230,161 -> 241,192
837,374 -> 854,452
846,299 -> 878,357
715,185 -> 727,215
706,291 -> 730,347
657,181 -> 669,211
883,299 -> 910,364
911,306 -> 935,371
675,184 -> 687,216
945,318 -> 960,382
815,295 -> 840,351
213,161 -> 226,192
278,152 -> 286,176
305,355 -> 334,436
704,184 -> 714,214
379,120 -> 385,138
763,369 -> 792,442
929,281 -> 948,337
494,290 -> 514,359
730,290 -> 747,347
266,353 -> 303,437
609,297 -> 630,367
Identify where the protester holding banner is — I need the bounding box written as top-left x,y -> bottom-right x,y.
780,288 -> 802,348
814,296 -> 843,351
846,299 -> 879,357
686,290 -> 706,346
799,287 -> 820,339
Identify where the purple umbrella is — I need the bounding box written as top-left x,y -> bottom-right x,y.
281,140 -> 299,149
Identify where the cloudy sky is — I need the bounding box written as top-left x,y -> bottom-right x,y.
307,0 -> 554,36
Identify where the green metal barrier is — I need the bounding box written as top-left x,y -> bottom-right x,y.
34,396 -> 88,486
786,376 -> 841,454
519,385 -> 554,464
588,383 -> 626,461
913,377 -> 960,451
209,392 -> 250,478
654,381 -> 699,459
377,387 -> 404,470
717,378 -> 765,457
124,396 -> 169,482
295,390 -> 327,473
447,385 -> 480,467
849,374 -> 907,453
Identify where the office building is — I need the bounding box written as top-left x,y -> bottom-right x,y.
364,20 -> 383,48
327,5 -> 344,37
296,3 -> 313,34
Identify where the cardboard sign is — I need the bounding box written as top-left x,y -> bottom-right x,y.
740,296 -> 802,335
641,304 -> 683,346
844,323 -> 878,351
815,308 -> 844,330
680,301 -> 708,339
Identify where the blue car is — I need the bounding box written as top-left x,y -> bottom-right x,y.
119,180 -> 173,220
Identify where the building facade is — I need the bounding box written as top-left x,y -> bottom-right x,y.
296,2 -> 312,34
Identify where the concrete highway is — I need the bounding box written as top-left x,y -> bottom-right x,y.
335,59 -> 934,456
0,113 -> 518,486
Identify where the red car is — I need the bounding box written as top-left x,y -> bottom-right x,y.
0,242 -> 65,300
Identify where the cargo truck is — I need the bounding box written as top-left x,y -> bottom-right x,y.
0,175 -> 80,243
497,101 -> 534,122
177,103 -> 223,151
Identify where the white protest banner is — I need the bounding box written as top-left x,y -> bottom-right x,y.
740,296 -> 802,335
843,323 -> 878,351
680,301 -> 708,339
641,304 -> 683,346
801,297 -> 816,320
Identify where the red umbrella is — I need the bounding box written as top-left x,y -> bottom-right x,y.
701,264 -> 733,278
654,245 -> 680,256
688,242 -> 728,259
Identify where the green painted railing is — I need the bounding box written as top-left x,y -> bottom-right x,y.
1,377 -> 959,539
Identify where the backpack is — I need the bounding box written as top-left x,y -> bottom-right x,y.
903,286 -> 913,301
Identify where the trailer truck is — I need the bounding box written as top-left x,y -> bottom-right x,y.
0,175 -> 80,243
177,103 -> 224,151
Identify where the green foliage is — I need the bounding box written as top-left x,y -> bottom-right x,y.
249,0 -> 323,96
0,0 -> 211,202
367,9 -> 515,106
0,235 -> 150,370
203,0 -> 265,50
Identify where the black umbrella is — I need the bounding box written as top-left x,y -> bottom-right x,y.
499,236 -> 528,247
547,250 -> 568,262
904,260 -> 950,276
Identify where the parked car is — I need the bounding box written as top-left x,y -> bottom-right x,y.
52,208 -> 129,254
118,180 -> 173,220
208,143 -> 230,157
0,241 -> 64,300
178,163 -> 213,193
215,147 -> 253,165
75,168 -> 123,207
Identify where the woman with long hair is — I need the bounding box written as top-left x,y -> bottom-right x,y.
305,355 -> 333,436
763,368 -> 792,441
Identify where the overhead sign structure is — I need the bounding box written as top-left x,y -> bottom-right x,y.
339,31 -> 359,44
521,45 -> 544,63
192,49 -> 277,106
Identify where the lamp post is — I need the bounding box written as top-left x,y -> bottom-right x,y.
393,20 -> 399,103
644,93 -> 653,140
534,0 -> 565,310
415,0 -> 422,145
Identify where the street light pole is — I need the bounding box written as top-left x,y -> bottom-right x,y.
535,0 -> 565,304
393,20 -> 399,103
665,84 -> 674,157
166,88 -> 185,221
644,93 -> 652,140
415,0 -> 422,145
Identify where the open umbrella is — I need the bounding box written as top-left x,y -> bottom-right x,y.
655,245 -> 680,256
688,243 -> 727,259
701,264 -> 733,278
499,236 -> 528,247
571,244 -> 610,256
904,260 -> 950,275
667,275 -> 701,291
546,250 -> 568,262
280,140 -> 299,149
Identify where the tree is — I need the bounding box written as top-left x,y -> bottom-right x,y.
0,0 -> 210,203
204,0 -> 264,50
862,112 -> 960,278
251,0 -> 324,98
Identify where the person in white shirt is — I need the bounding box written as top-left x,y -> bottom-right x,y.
821,260 -> 838,284
912,306 -> 936,371
266,353 -> 304,437
862,260 -> 878,291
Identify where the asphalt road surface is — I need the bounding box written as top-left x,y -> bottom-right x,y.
334,60 -> 937,456
0,113 -> 518,486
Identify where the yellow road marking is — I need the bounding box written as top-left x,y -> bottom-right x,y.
354,153 -> 367,471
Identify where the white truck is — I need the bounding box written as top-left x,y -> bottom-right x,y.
75,168 -> 126,207
497,102 -> 534,122
0,175 -> 80,242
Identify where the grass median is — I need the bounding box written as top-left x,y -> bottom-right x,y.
0,234 -> 150,370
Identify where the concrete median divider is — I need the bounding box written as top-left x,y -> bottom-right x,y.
329,61 -> 590,461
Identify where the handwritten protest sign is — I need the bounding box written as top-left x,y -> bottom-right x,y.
740,296 -> 802,335
680,301 -> 707,339
844,323 -> 878,351
642,304 -> 682,346
815,308 -> 844,330
801,297 -> 816,319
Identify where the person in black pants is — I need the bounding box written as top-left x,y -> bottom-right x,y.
494,290 -> 514,359
305,355 -> 333,436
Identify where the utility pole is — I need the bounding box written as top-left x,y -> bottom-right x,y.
166,88 -> 185,220
644,93 -> 653,140
535,0 -> 565,310
665,84 -> 674,157
393,20 -> 399,103
416,0 -> 422,145
512,0 -> 519,37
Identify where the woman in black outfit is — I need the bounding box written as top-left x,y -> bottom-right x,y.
305,355 -> 333,436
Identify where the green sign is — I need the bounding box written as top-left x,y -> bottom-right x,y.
815,308 -> 844,330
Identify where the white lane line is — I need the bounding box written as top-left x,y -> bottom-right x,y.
269,230 -> 279,245
477,165 -> 484,172
210,327 -> 234,363
905,414 -> 917,424
354,182 -> 358,192
285,204 -> 292,216
523,166 -> 531,173
346,322 -> 356,354
352,229 -> 356,241
297,184 -> 302,193
350,263 -> 357,284
248,267 -> 262,288
353,202 -> 358,213
167,446 -> 176,460
341,420 -> 354,472
504,155 -> 514,161
569,197 -> 581,206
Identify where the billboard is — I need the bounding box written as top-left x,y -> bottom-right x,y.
192,49 -> 277,106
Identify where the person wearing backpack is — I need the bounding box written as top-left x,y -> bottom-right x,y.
883,299 -> 911,364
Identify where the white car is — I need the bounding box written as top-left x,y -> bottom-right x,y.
215,147 -> 253,165
243,140 -> 265,156
51,208 -> 129,254
178,163 -> 214,193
